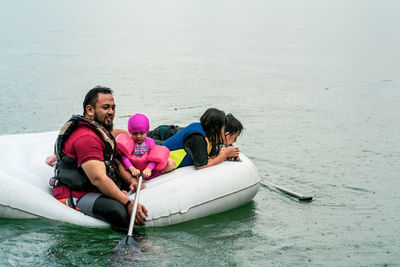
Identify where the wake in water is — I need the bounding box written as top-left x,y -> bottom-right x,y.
109,241 -> 140,267
109,231 -> 165,267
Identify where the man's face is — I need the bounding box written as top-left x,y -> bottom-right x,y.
92,93 -> 115,131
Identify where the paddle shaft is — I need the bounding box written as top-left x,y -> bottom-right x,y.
263,181 -> 313,201
127,174 -> 144,237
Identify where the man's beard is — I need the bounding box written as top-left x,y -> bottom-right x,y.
94,112 -> 114,132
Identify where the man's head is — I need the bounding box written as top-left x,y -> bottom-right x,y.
83,86 -> 115,131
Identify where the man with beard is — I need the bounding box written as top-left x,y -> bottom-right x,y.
51,86 -> 147,229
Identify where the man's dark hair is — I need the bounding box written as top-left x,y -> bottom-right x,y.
83,86 -> 113,115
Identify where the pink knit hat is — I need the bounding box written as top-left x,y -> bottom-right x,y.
128,113 -> 149,133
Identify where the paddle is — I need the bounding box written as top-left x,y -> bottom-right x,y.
262,181 -> 313,201
109,173 -> 144,266
124,172 -> 144,246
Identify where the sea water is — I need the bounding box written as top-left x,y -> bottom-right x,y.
1,0 -> 399,265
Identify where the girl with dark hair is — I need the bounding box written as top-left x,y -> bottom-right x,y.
162,108 -> 240,170
220,113 -> 244,161
223,113 -> 243,146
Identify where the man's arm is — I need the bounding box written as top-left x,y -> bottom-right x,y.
116,160 -> 145,191
81,160 -> 147,225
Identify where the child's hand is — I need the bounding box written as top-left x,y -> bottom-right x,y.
227,155 -> 241,161
129,167 -> 140,177
224,145 -> 240,159
142,168 -> 152,178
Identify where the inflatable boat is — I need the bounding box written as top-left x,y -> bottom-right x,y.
0,131 -> 260,227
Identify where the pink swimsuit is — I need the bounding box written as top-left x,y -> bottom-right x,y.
121,137 -> 156,172
116,134 -> 169,180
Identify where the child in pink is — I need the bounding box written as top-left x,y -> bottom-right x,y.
117,113 -> 175,179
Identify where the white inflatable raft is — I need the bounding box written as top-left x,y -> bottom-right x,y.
0,131 -> 260,227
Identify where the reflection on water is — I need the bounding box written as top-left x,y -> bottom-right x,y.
0,219 -> 118,266
0,203 -> 257,266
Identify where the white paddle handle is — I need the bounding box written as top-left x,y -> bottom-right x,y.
127,174 -> 144,237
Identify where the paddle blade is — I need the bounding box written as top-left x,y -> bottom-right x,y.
123,236 -> 139,247
298,196 -> 313,201
109,236 -> 140,267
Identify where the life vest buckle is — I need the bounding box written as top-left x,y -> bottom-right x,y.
49,177 -> 61,188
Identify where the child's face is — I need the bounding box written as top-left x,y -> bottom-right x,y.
223,131 -> 240,147
131,132 -> 147,144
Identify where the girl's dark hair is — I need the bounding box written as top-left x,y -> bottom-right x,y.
82,86 -> 113,115
225,113 -> 243,135
200,108 -> 226,156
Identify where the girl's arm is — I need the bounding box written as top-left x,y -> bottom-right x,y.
117,159 -> 145,191
121,156 -> 140,177
117,159 -> 135,185
196,146 -> 239,169
183,134 -> 209,168
121,155 -> 133,169
143,138 -> 157,177
183,134 -> 240,170
146,161 -> 156,170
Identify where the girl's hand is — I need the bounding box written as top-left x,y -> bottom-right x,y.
227,155 -> 241,161
130,167 -> 140,177
224,146 -> 240,159
142,168 -> 152,178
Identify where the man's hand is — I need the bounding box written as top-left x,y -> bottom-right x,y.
82,160 -> 148,225
127,201 -> 148,225
129,178 -> 146,192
